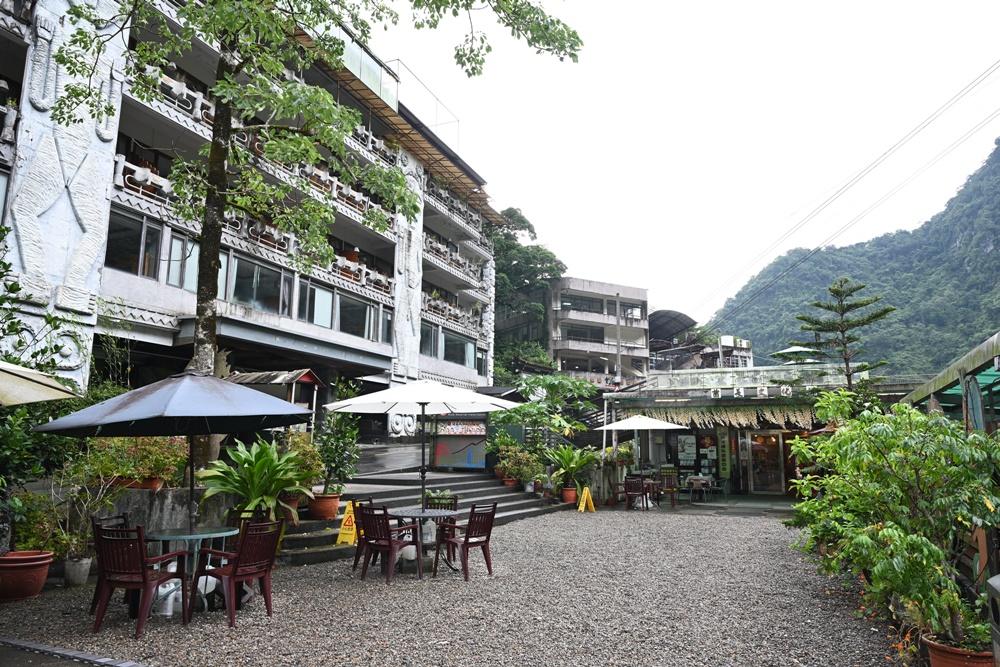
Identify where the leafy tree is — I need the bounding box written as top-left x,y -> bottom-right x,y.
790,277 -> 897,392
54,1 -> 580,463
492,373 -> 597,447
492,340 -> 555,386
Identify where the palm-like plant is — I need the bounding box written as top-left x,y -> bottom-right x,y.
543,444 -> 599,494
198,436 -> 314,525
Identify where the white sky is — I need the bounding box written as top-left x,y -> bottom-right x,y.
369,1 -> 1000,324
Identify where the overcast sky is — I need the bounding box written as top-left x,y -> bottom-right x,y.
369,1 -> 1000,325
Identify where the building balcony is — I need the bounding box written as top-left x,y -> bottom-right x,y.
423,234 -> 482,288
561,370 -> 646,391
349,124 -> 398,167
552,308 -> 647,330
460,234 -> 493,260
550,336 -> 648,357
422,292 -> 485,340
423,188 -> 481,241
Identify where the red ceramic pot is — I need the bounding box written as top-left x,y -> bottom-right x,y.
0,550 -> 54,602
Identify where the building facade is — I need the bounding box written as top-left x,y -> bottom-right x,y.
0,0 -> 498,435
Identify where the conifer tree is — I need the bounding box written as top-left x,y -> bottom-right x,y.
790,278 -> 897,391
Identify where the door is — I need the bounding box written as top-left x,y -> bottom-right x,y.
749,432 -> 784,494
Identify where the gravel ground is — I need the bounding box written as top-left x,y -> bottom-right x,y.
0,510 -> 906,667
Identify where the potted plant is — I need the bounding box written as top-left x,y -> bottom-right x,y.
790,389 -> 1000,665
277,429 -> 324,524
49,442 -> 129,586
485,430 -> 518,477
89,435 -> 188,491
0,490 -> 59,601
543,444 -> 599,504
198,436 -> 315,526
504,448 -> 543,491
308,390 -> 361,520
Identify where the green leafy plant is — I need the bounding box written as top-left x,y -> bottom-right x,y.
789,389 -> 1000,653
88,436 -> 188,484
422,488 -> 458,502
313,379 -> 361,496
277,430 -> 324,489
502,448 -> 543,484
543,444 -> 599,494
10,490 -> 63,558
49,444 -> 129,558
197,436 -> 315,525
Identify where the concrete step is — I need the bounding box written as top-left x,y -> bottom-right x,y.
276,470 -> 571,567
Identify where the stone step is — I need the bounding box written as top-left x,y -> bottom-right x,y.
276,501 -> 576,567
276,471 -> 571,567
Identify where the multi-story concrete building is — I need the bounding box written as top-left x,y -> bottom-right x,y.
497,277 -> 649,390
0,0 -> 497,436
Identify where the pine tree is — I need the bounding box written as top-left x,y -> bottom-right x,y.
791,278 -> 897,391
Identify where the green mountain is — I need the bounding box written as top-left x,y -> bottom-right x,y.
711,137 -> 1000,376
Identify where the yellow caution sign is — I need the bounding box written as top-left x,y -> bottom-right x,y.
577,487 -> 596,512
336,500 -> 358,545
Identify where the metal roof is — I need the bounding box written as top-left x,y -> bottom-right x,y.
225,369 -> 325,387
903,331 -> 1000,410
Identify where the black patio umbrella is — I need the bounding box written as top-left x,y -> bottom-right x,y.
34,370 -> 312,523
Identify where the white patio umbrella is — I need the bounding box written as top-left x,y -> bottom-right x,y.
597,414 -> 686,469
0,359 -> 80,406
324,380 -> 521,502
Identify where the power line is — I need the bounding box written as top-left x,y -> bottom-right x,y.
692,56 -> 1000,314
706,102 -> 1000,332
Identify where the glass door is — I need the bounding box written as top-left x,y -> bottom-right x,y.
749,432 -> 784,494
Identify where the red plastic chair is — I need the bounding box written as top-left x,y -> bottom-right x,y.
89,512 -> 131,615
186,519 -> 284,628
350,497 -> 375,571
92,524 -> 188,639
356,505 -> 421,585
433,502 -> 497,581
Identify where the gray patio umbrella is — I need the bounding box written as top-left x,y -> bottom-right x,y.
34,370 -> 312,523
324,379 -> 521,502
0,359 -> 80,406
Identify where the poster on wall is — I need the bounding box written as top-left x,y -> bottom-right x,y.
678,434 -> 696,465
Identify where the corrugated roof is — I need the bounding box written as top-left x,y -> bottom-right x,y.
225,369 -> 325,386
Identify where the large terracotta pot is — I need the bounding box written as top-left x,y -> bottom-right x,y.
561,487 -> 578,504
307,493 -> 342,520
0,550 -> 54,602
502,477 -> 518,486
115,476 -> 164,491
922,636 -> 993,666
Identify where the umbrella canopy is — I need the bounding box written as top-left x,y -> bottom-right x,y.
323,379 -> 521,414
325,379 -> 521,502
34,370 -> 312,526
34,370 -> 311,437
773,345 -> 816,357
0,359 -> 80,406
596,414 -> 686,431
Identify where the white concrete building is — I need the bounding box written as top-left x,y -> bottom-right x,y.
0,0 -> 497,435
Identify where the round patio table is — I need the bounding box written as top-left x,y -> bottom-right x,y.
387,506 -> 462,571
146,525 -> 239,612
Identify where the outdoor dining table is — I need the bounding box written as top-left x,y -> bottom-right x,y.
146,525 -> 239,611
387,506 -> 463,571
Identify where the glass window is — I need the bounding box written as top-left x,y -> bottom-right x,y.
104,212 -> 161,279
167,235 -> 199,292
230,256 -> 291,315
218,252 -> 229,298
562,325 -> 604,342
443,330 -> 474,367
298,280 -> 334,328
381,308 -> 393,344
561,294 -> 603,313
476,349 -> 487,376
420,321 -> 438,357
338,294 -> 371,338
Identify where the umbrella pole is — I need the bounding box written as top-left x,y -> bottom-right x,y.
189,435 -> 198,527
419,404 -> 427,503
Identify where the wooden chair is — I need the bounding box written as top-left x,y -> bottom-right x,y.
356,504 -> 421,585
92,525 -> 188,639
424,494 -> 459,561
350,497 -> 375,571
624,476 -> 647,510
224,507 -> 268,552
187,519 -> 284,628
433,502 -> 498,581
607,478 -> 627,506
89,513 -> 130,614
658,475 -> 678,508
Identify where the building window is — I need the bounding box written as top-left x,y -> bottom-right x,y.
476,349 -> 487,376
167,234 -> 199,292
381,308 -> 393,344
298,279 -> 334,328
338,293 -> 371,339
561,294 -> 603,313
105,212 -> 161,279
443,330 -> 474,367
420,321 -> 438,357
230,255 -> 292,315
562,325 -> 604,343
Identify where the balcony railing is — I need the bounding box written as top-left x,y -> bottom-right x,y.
562,370 -> 646,390
550,336 -> 648,355
113,154 -> 175,205
422,292 -> 484,336
648,364 -> 844,391
423,234 -> 482,284
351,125 -> 398,166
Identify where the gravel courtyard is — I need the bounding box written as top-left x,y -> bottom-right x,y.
0,509 -> 905,667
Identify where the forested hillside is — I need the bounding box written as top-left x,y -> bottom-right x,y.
712,137 -> 1000,375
